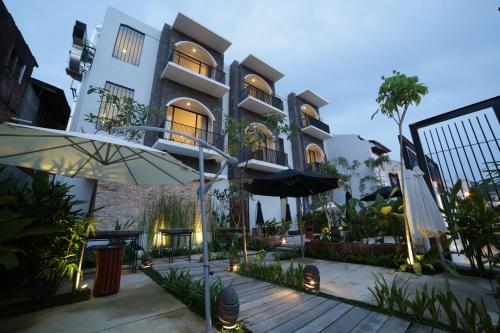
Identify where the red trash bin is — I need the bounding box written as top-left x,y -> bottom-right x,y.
93,246 -> 123,297
305,225 -> 314,239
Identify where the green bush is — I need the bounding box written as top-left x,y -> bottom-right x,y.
307,247 -> 406,269
239,251 -> 304,291
302,211 -> 328,233
0,169 -> 95,300
369,274 -> 499,332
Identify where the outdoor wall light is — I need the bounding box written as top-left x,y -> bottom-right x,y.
281,237 -> 287,245
303,264 -> 320,294
217,287 -> 239,330
229,257 -> 240,272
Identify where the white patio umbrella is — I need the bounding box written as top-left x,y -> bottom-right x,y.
404,166 -> 447,257
0,122 -> 199,185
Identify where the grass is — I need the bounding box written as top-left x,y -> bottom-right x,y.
0,288 -> 91,318
141,267 -> 251,333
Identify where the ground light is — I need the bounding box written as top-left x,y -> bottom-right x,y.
217,287 -> 239,330
229,257 -> 240,272
113,125 -> 238,333
303,264 -> 320,294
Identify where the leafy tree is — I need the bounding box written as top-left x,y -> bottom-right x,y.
222,113 -> 298,267
373,70 -> 428,263
332,157 -> 361,193
85,86 -> 160,142
359,154 -> 390,194
315,160 -> 343,228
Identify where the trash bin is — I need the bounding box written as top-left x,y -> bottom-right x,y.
93,246 -> 123,297
305,225 -> 314,239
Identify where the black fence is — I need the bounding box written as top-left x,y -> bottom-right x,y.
409,96 -> 500,208
302,114 -> 331,134
242,146 -> 288,166
170,49 -> 226,83
161,120 -> 224,149
240,85 -> 284,111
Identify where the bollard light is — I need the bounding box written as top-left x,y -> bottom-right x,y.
141,253 -> 153,269
229,257 -> 240,272
303,264 -> 320,294
217,286 -> 239,330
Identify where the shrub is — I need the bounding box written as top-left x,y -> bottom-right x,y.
307,246 -> 406,269
368,273 -> 499,332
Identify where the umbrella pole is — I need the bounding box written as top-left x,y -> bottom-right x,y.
298,198 -> 304,258
198,145 -> 213,333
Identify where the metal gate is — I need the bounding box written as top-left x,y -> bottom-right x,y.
409,96 -> 500,208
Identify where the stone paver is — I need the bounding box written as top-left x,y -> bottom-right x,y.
0,271 -> 207,333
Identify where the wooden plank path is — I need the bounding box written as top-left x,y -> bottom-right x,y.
152,258 -> 439,332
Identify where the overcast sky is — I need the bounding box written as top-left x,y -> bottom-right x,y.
5,0 -> 500,159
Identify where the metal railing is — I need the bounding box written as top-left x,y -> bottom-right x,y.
302,114 -> 330,134
242,146 -> 288,166
161,120 -> 224,149
305,162 -> 322,173
169,49 -> 226,83
240,85 -> 284,110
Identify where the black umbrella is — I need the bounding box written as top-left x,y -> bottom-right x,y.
245,169 -> 339,198
256,201 -> 264,226
361,186 -> 402,201
285,202 -> 292,222
245,169 -> 339,256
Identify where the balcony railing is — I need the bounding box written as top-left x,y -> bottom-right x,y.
302,114 -> 330,134
240,85 -> 284,111
242,146 -> 288,166
305,162 -> 322,174
161,120 -> 224,149
169,49 -> 226,83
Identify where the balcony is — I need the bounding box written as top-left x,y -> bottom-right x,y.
305,162 -> 322,174
152,120 -> 224,160
161,50 -> 230,98
239,147 -> 288,173
238,85 -> 286,117
301,114 -> 332,140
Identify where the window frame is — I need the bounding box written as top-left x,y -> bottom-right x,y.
97,81 -> 135,120
112,24 -> 145,66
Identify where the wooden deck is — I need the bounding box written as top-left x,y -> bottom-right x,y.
152,258 -> 440,333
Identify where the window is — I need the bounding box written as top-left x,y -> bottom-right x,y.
6,48 -> 26,84
98,81 -> 134,120
112,24 -> 145,66
165,105 -> 208,146
306,149 -> 317,164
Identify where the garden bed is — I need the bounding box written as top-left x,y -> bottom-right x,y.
305,240 -> 405,256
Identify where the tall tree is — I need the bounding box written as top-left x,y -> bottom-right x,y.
373,70 -> 428,264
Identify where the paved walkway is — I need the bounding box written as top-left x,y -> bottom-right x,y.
279,257 -> 499,318
0,271 -> 207,333
153,257 -> 442,333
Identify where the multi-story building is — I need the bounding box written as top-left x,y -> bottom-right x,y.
0,0 -> 38,122
227,55 -> 297,231
67,7 -> 370,232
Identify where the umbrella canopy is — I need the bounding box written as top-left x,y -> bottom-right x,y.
245,169 -> 339,198
256,201 -> 264,226
361,186 -> 402,201
404,167 -> 447,239
0,123 -> 198,185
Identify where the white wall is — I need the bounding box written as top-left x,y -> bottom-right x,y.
68,7 -> 161,134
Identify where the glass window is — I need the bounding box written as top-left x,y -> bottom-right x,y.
6,49 -> 26,84
306,149 -> 317,164
112,25 -> 145,66
98,81 -> 134,120
165,105 -> 208,146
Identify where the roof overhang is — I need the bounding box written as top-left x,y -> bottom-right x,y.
297,89 -> 329,108
172,13 -> 231,53
369,140 -> 391,154
241,54 -> 284,82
